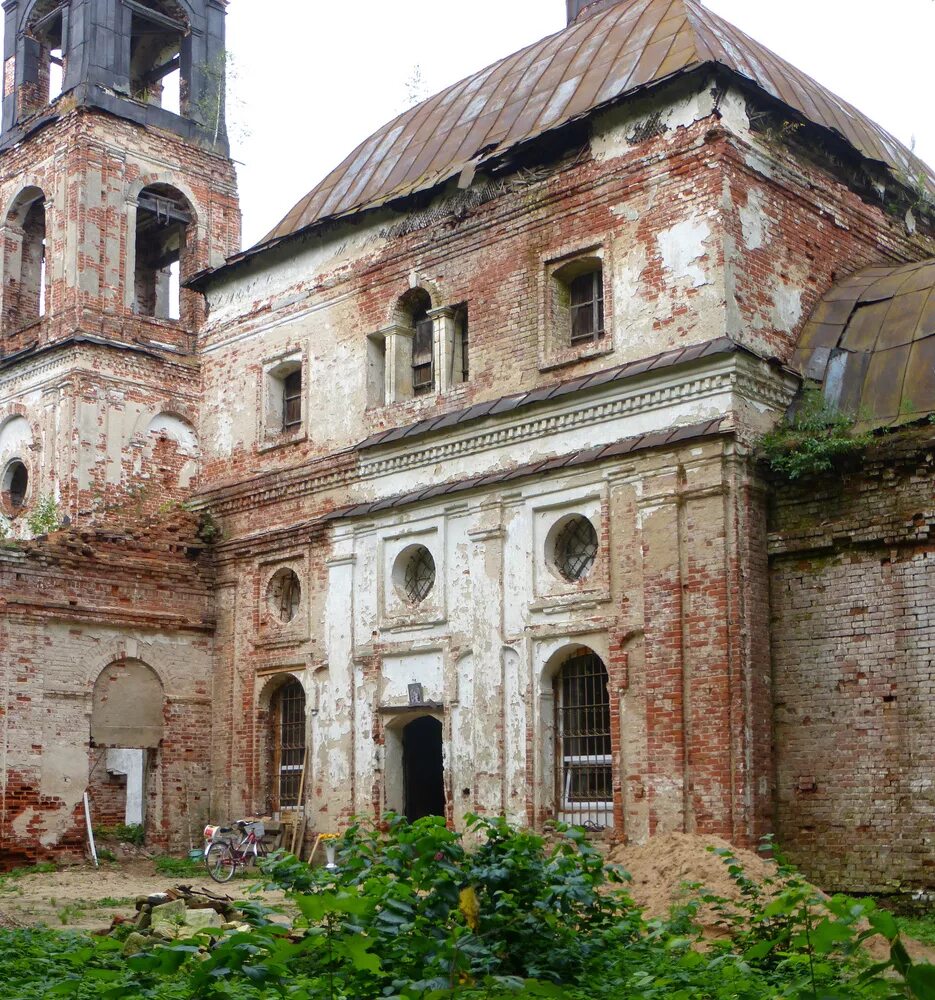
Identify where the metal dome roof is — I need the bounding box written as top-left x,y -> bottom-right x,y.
795,258 -> 935,428
261,0 -> 934,246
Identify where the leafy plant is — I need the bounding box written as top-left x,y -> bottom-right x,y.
25,494 -> 61,536
759,387 -> 873,480
153,855 -> 206,879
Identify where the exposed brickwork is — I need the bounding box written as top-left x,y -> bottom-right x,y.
769,428 -> 935,892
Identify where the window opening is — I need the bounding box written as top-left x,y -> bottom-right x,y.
403,546 -> 436,604
553,516 -> 599,582
38,236 -> 48,318
283,369 -> 302,430
129,0 -> 187,114
453,304 -> 469,384
21,3 -> 65,114
4,193 -> 47,331
569,269 -> 604,343
555,652 -> 612,830
403,716 -> 445,821
274,681 -> 306,809
267,568 -> 301,624
412,315 -> 434,394
2,460 -> 28,511
134,185 -> 191,320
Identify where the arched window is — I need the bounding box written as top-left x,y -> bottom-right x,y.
396,287 -> 434,396
272,680 -> 306,810
554,651 -> 612,829
134,184 -> 192,320
2,187 -> 47,332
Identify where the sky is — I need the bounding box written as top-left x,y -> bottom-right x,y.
227,1 -> 934,248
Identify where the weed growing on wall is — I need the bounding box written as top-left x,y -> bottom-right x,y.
25,494 -> 61,536
759,387 -> 872,480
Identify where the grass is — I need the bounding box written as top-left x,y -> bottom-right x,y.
153,855 -> 208,878
896,911 -> 935,948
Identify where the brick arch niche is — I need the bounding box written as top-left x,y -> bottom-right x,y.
89,659 -> 165,837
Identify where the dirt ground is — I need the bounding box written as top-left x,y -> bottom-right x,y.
607,832 -> 935,964
0,860 -> 288,932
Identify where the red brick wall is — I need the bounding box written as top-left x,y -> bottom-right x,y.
769,428 -> 935,891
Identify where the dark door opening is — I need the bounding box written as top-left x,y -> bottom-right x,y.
403,716 -> 445,821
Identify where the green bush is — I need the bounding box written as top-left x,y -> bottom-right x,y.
1,817 -> 935,999
759,387 -> 872,481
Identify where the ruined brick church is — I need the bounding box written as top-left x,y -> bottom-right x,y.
0,0 -> 933,892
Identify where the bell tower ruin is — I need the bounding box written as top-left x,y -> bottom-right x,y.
0,0 -> 240,535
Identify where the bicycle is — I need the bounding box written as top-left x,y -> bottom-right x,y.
203,819 -> 269,883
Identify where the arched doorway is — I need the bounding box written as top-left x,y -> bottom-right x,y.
403,716 -> 445,821
554,650 -> 612,830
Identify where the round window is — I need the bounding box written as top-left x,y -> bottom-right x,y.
267,568 -> 301,623
1,460 -> 28,512
549,514 -> 598,582
394,544 -> 436,605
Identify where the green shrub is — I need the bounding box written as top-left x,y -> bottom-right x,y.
759,387 -> 872,481
1,819 -> 935,999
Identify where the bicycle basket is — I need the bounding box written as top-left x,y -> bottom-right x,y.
243,820 -> 265,839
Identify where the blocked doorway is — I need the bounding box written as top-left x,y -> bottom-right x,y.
403,716 -> 445,821
89,659 -> 164,836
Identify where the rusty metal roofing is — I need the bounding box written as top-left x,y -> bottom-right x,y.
794,258 -> 935,428
356,335 -> 743,451
261,0 -> 934,246
327,418 -> 725,522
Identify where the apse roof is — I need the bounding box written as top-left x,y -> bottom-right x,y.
260,0 -> 934,247
794,258 -> 935,428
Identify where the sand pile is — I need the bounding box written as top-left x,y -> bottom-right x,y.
606,832 -> 780,923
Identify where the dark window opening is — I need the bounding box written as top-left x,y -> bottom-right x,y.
283,369 -> 302,430
274,680 -> 306,810
134,185 -> 191,320
403,716 -> 445,821
412,316 -> 434,394
555,652 -> 612,830
456,304 -> 469,383
2,460 -> 29,511
129,0 -> 188,116
569,269 -> 604,343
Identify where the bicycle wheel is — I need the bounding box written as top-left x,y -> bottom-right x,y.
205,842 -> 237,883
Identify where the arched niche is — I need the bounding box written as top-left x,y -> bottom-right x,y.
91,659 -> 165,749
2,186 -> 47,331
144,411 -> 199,490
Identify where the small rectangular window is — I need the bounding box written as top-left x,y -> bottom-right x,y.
283,369 -> 302,429
569,270 -> 604,343
412,317 -> 434,393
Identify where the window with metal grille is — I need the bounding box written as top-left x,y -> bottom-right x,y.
412,317 -> 435,394
555,652 -> 612,830
403,546 -> 436,604
283,369 -> 302,429
552,515 -> 598,582
275,680 -> 306,809
569,269 -> 604,343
